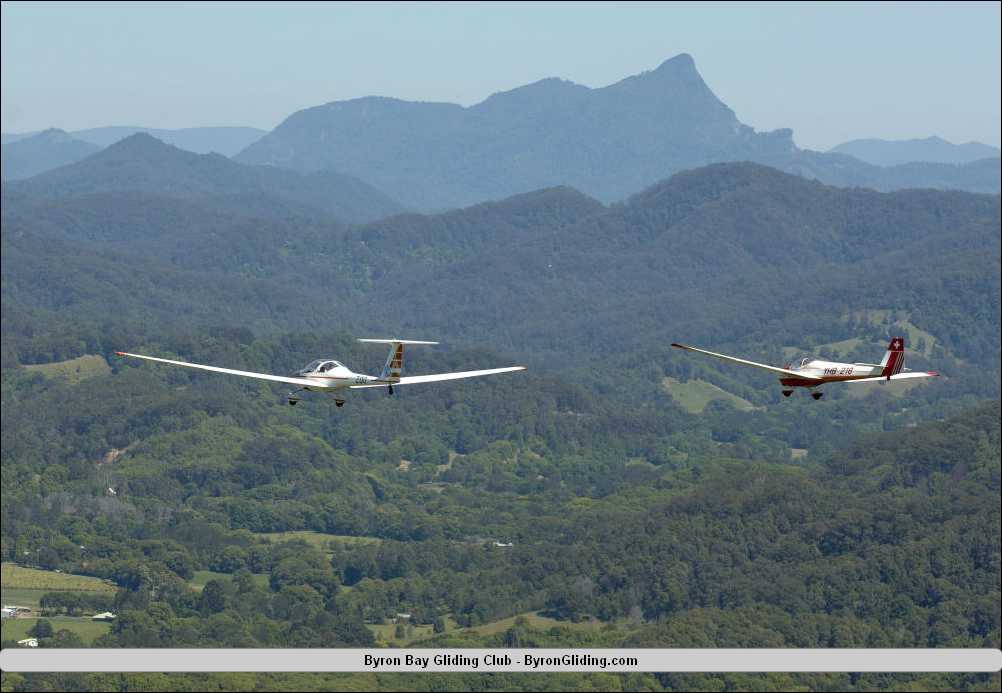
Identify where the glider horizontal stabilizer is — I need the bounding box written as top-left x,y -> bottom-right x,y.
358,338 -> 439,345
350,366 -> 526,388
845,371 -> 939,384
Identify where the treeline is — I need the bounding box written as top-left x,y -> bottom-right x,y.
38,591 -> 115,616
2,670 -> 1000,692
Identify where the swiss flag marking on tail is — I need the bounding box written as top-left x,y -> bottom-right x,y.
881,337 -> 906,377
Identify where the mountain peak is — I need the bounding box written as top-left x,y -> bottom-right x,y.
1,129 -> 102,181
93,132 -> 195,163
608,52 -> 711,96
31,128 -> 77,144
654,52 -> 697,73
476,76 -> 589,113
108,131 -> 172,150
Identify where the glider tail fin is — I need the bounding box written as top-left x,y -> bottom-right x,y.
879,337 -> 906,377
381,343 -> 405,381
357,338 -> 439,382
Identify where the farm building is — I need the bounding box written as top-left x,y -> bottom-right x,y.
2,605 -> 32,618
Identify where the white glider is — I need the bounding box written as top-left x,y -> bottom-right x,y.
117,338 -> 525,407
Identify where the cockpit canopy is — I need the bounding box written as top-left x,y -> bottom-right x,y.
789,355 -> 813,370
301,359 -> 343,374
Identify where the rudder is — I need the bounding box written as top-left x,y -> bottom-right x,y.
880,337 -> 906,377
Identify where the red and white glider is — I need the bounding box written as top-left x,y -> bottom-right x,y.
671,337 -> 937,400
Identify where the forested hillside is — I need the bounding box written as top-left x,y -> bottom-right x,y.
2,337 -> 999,683
2,151 -> 998,693
5,133 -> 404,224
5,161 -> 999,372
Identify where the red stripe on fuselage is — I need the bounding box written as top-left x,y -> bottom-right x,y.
779,377 -> 822,387
780,373 -> 885,387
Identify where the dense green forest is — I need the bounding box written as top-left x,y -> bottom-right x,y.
2,335 -> 999,647
2,148 -> 999,692
5,148 -> 1000,370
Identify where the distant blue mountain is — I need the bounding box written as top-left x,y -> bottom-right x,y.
8,133 -> 404,224
830,136 -> 1000,166
1,129 -> 101,180
236,54 -> 1000,209
2,126 -> 266,157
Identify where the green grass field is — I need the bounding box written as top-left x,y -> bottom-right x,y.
368,621 -> 438,645
816,337 -> 864,357
662,377 -> 755,414
463,611 -> 611,636
841,310 -> 940,357
366,611 -> 619,646
188,570 -> 269,592
1,564 -> 116,593
2,588 -> 51,609
255,531 -> 382,551
1,616 -> 111,645
22,354 -> 111,385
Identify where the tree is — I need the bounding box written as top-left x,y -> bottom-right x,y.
200,580 -> 227,615
30,619 -> 54,639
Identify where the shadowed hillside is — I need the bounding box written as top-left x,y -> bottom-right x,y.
8,133 -> 404,224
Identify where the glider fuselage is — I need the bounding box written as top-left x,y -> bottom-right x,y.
293,361 -> 385,392
778,359 -> 885,387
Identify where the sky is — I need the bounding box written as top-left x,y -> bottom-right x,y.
2,1 -> 1000,150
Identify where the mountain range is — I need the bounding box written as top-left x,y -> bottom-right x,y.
1,129 -> 102,180
1,126 -> 268,180
2,125 -> 266,155
4,137 -> 998,374
5,133 -> 404,224
235,54 -> 1001,209
830,136 -> 1000,166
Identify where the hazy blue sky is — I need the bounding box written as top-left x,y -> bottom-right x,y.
2,1 -> 999,150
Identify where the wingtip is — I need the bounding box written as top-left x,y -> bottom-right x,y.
114,351 -> 126,357
670,343 -> 685,349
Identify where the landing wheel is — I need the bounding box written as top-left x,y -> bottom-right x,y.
387,385 -> 394,396
288,398 -> 299,406
335,399 -> 345,408
811,392 -> 824,400
782,390 -> 793,397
